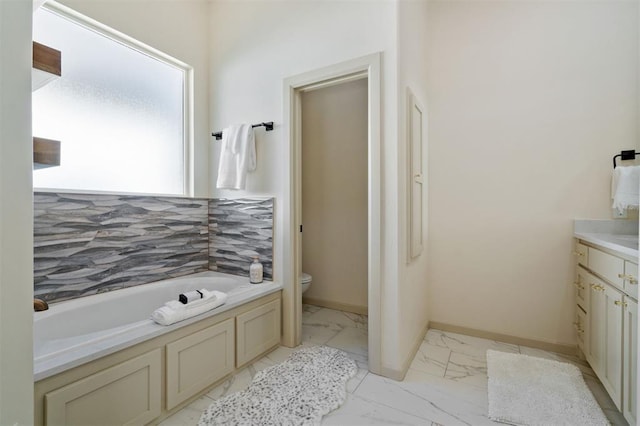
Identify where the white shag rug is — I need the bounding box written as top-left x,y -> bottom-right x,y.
198,345 -> 357,426
486,350 -> 608,426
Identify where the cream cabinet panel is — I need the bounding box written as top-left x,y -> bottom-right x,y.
624,260 -> 638,300
586,275 -> 606,372
575,306 -> 587,352
575,266 -> 590,312
574,241 -> 589,267
236,298 -> 281,367
602,284 -> 624,410
588,247 -> 624,290
166,318 -> 234,410
623,297 -> 638,426
45,349 -> 161,426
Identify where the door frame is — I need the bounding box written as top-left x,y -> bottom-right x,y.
281,53 -> 382,374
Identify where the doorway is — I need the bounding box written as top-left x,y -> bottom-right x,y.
300,78 -> 368,315
282,53 -> 382,374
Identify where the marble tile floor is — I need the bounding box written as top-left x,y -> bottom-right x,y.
160,305 -> 625,426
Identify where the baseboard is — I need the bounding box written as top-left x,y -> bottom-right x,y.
301,297 -> 367,315
381,320 -> 430,381
429,321 -> 577,356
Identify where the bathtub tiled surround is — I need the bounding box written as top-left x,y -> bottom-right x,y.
209,198 -> 274,280
34,193 -> 275,303
161,306 -> 625,426
34,193 -> 209,302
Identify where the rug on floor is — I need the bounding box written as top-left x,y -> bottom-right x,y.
198,345 -> 357,426
486,349 -> 608,426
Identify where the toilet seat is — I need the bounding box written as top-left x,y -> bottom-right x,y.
300,272 -> 312,284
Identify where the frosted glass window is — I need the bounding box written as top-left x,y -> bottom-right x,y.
33,8 -> 186,195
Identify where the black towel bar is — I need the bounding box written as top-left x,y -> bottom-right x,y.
613,150 -> 640,169
211,122 -> 274,140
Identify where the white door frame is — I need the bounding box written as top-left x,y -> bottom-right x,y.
282,53 -> 382,374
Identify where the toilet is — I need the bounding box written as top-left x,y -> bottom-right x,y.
300,272 -> 312,294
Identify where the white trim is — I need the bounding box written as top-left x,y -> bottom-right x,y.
38,1 -> 195,198
282,53 -> 382,374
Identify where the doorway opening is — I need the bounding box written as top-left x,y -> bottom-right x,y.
282,53 -> 382,374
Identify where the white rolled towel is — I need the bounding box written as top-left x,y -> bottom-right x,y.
151,290 -> 228,326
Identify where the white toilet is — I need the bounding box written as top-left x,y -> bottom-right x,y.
300,272 -> 312,294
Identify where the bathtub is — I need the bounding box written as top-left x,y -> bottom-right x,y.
34,271 -> 282,381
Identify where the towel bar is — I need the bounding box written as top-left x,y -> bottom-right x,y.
212,122 -> 274,140
613,150 -> 640,168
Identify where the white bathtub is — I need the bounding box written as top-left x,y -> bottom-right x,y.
34,271 -> 282,381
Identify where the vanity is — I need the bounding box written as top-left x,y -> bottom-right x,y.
573,219 -> 637,425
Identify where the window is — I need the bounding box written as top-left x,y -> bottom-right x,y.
33,5 -> 190,195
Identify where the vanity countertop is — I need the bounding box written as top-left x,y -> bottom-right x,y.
574,219 -> 638,260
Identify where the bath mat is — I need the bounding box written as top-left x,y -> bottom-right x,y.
486,350 -> 608,425
198,345 -> 357,426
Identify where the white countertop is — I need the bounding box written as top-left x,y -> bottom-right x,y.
574,219 -> 639,259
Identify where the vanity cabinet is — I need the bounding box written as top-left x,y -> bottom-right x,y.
574,240 -> 637,423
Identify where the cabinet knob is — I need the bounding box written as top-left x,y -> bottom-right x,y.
617,274 -> 637,284
614,300 -> 623,306
573,281 -> 585,290
590,283 -> 605,292
572,251 -> 585,257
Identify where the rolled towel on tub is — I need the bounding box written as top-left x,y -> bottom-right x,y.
152,290 -> 228,326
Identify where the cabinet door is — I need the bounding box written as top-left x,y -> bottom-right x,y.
586,276 -> 606,373
166,318 -> 234,410
602,284 -> 624,410
45,349 -> 161,426
575,266 -> 590,312
623,297 -> 638,426
624,260 -> 638,300
236,299 -> 281,368
575,306 -> 587,352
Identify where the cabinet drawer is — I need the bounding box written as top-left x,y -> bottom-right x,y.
624,260 -> 638,300
45,349 -> 161,426
166,318 -> 234,410
575,306 -> 586,351
236,298 -> 281,368
588,247 -> 624,290
575,266 -> 590,312
573,241 -> 589,267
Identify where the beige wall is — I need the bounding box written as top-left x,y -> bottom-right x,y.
301,79 -> 368,312
57,0 -> 211,198
0,0 -> 34,423
208,1 -> 408,372
397,0 -> 430,373
426,1 -> 638,346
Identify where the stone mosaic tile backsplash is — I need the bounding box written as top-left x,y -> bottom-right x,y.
34,193 -> 273,303
209,198 -> 274,280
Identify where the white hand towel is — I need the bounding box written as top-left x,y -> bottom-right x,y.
151,291 -> 228,326
216,124 -> 256,190
611,165 -> 640,214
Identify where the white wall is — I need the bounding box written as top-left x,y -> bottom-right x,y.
58,0 -> 211,198
397,0 -> 430,373
208,0 -> 405,371
426,1 -> 638,346
0,1 -> 34,423
301,79 -> 368,312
